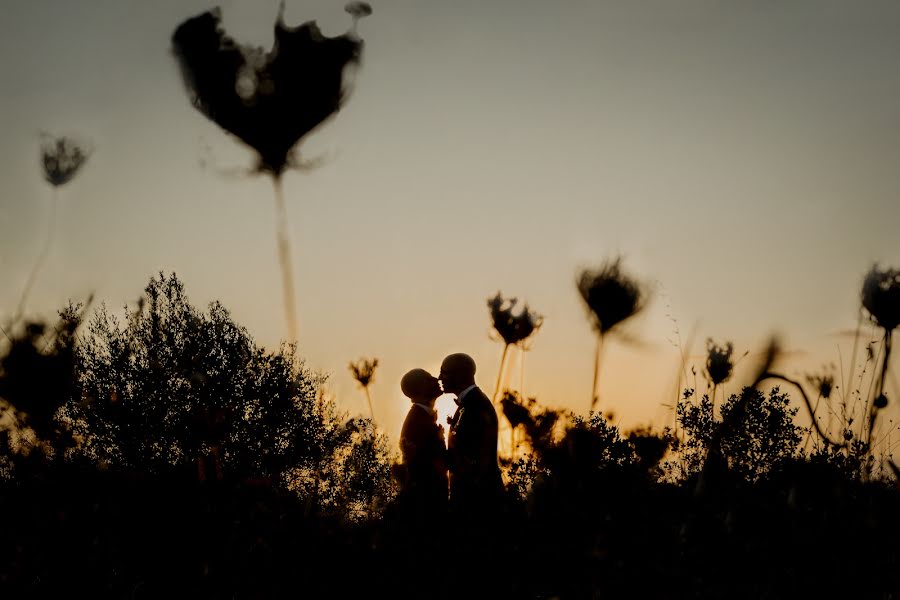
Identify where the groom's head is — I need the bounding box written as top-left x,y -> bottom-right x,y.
439,353 -> 476,395
401,369 -> 442,404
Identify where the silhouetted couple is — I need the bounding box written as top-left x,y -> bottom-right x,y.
398,353 -> 503,521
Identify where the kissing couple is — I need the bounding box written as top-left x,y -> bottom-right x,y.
396,353 -> 504,520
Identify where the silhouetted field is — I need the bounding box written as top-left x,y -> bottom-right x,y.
1,273 -> 898,599
3,6 -> 899,596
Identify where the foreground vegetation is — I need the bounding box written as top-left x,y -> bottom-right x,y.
1,274 -> 898,598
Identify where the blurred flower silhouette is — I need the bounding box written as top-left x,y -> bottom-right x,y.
488,292 -> 543,347
862,264 -> 900,333
803,366 -> 836,448
805,368 -> 834,401
171,3 -> 370,343
41,135 -> 90,187
577,257 -> 646,412
627,427 -> 672,471
345,2 -> 373,33
349,358 -> 379,421
577,258 -> 644,336
487,292 -> 543,402
500,390 -> 534,459
14,135 -> 92,324
172,4 -> 365,176
501,392 -> 532,430
860,264 -> 899,446
705,339 -> 734,387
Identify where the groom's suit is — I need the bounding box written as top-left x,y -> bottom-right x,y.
447,385 -> 502,512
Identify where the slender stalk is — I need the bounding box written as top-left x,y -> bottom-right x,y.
493,343 -> 510,403
14,187 -> 58,323
272,176 -> 298,342
803,394 -> 822,452
519,347 -> 525,400
364,386 -> 375,422
867,331 -> 892,449
590,334 -> 605,412
710,384 -> 718,418
880,332 -> 892,400
502,347 -> 517,396
862,334 -> 885,445
843,309 -> 863,427
492,344 -> 511,457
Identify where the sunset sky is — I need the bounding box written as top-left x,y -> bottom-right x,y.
1,0 -> 899,444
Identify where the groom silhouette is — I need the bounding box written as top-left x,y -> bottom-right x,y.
439,353 -> 502,516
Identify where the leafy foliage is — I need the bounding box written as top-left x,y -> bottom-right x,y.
672,386 -> 804,482
54,273 -> 394,511
2,275 -> 899,598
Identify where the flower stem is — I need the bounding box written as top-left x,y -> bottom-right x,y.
14,187 -> 58,324
591,334 -> 605,413
842,308 -> 863,436
273,176 -> 298,342
867,331 -> 892,450
520,347 -> 526,400
364,386 -> 375,422
493,344 -> 510,404
803,394 -> 822,452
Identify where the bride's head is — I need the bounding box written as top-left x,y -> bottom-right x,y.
401,369 -> 442,404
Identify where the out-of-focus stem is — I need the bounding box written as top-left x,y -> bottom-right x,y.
273,176 -> 298,342
756,372 -> 847,449
867,331 -> 892,449
591,334 -> 605,413
364,386 -> 375,422
14,187 -> 58,323
493,344 -> 510,404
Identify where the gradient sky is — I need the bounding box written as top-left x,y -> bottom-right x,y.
2,0 -> 899,444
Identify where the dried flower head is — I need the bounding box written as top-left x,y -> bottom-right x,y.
172,4 -> 364,175
861,264 -> 900,332
487,292 -> 544,347
345,2 -> 373,21
41,136 -> 90,187
806,367 -> 835,400
705,339 -> 734,386
577,257 -> 645,335
500,391 -> 533,429
627,427 -> 671,468
349,358 -> 378,388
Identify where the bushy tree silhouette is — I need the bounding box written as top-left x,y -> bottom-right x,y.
61,273 -> 394,510
674,387 -> 803,482
0,305 -> 84,476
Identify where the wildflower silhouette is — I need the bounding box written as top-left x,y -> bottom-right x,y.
806,369 -> 835,401
349,357 -> 379,420
500,390 -> 533,459
862,264 -> 900,332
577,257 -> 645,412
41,136 -> 90,187
345,2 -> 373,34
171,3 -> 370,342
860,264 -> 899,446
705,338 -> 734,412
14,135 -> 91,324
487,292 -> 543,403
805,365 -> 836,446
